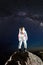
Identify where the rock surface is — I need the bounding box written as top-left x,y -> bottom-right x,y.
5,51 -> 43,65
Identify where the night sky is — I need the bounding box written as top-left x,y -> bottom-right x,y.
0,0 -> 43,58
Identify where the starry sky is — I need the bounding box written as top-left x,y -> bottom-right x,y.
0,0 -> 43,53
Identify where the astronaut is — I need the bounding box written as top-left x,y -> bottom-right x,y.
18,27 -> 28,52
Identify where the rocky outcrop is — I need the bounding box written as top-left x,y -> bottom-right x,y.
5,51 -> 43,65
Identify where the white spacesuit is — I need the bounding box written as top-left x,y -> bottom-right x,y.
18,27 -> 28,51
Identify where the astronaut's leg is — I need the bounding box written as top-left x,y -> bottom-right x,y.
23,40 -> 27,51
18,41 -> 22,51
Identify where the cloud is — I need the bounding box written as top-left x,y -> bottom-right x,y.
17,11 -> 26,16
40,22 -> 43,27
25,17 -> 33,21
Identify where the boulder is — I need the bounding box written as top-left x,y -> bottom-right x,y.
5,51 -> 43,65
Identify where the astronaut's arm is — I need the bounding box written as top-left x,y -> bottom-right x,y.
18,33 -> 21,41
26,32 -> 28,40
25,31 -> 28,40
